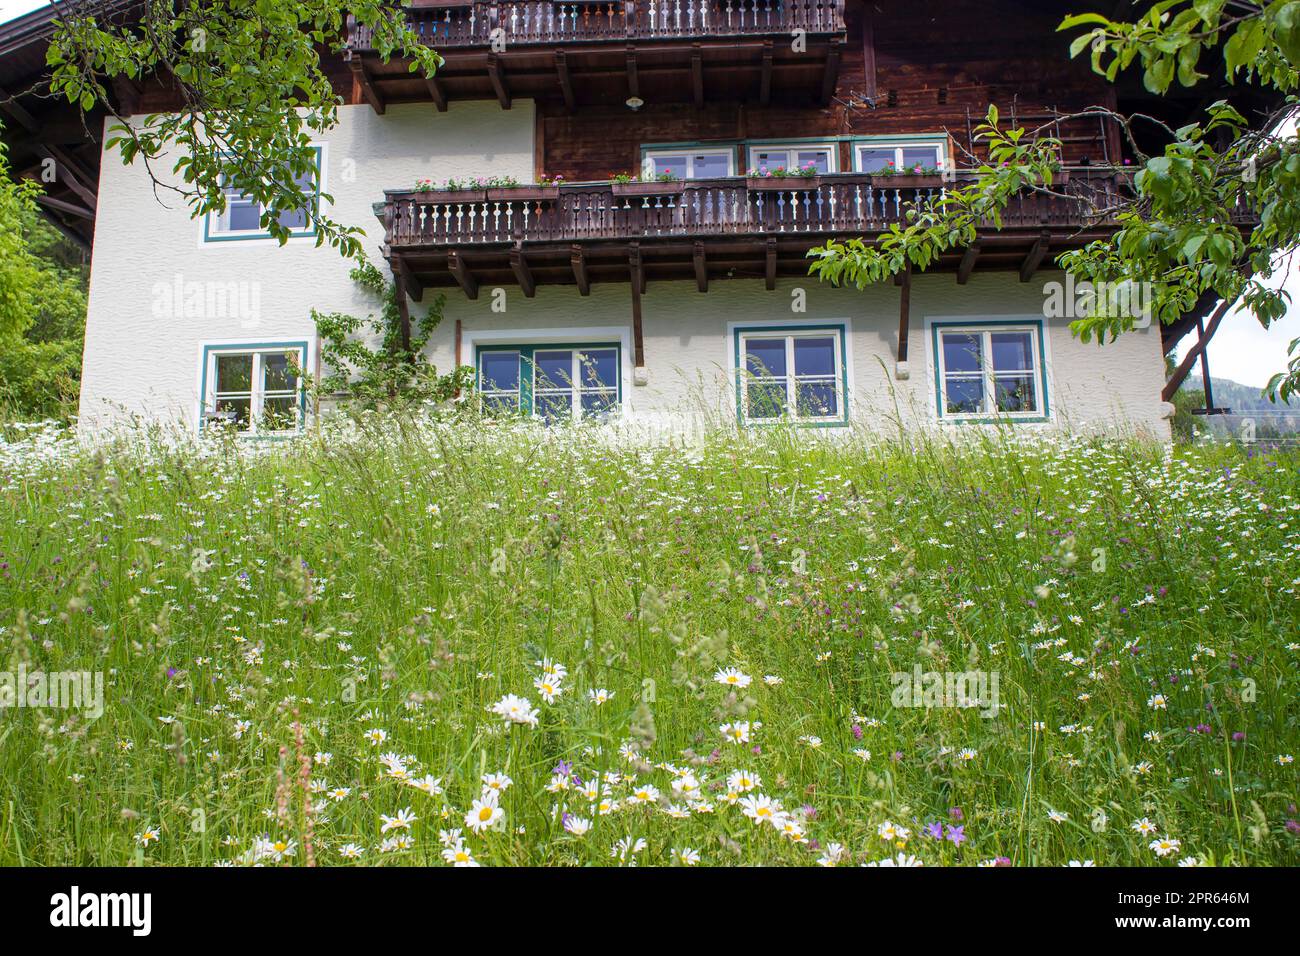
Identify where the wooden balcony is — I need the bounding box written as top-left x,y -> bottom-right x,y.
345,0 -> 847,110
380,172 -> 1132,299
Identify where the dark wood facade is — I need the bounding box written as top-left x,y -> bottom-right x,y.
0,0 -> 1272,356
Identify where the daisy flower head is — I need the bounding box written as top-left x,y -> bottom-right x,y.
714,667 -> 752,689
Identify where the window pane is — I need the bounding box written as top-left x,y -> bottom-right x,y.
276,206 -> 309,230
534,350 -> 574,390
747,381 -> 787,419
578,349 -> 617,390
535,392 -> 572,422
991,331 -> 1034,372
858,148 -> 895,173
797,381 -> 838,418
941,333 -> 983,373
216,354 -> 253,393
744,338 -> 787,377
945,377 -> 985,415
651,155 -> 688,179
752,150 -> 790,173
793,336 -> 836,376
482,394 -> 520,415
213,397 -> 252,431
480,351 -> 520,392
263,352 -> 297,392
995,375 -> 1038,413
691,153 -> 730,178
261,396 -> 299,431
901,146 -> 941,171
795,150 -> 832,174
226,200 -> 262,232
581,391 -> 618,417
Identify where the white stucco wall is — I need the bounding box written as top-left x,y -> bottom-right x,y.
77,100 -> 1170,440
78,100 -> 538,429
427,270 -> 1171,440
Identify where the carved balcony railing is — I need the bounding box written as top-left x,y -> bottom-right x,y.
381,173 -> 1127,250
349,0 -> 847,51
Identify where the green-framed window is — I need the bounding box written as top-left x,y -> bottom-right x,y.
200,342 -> 308,435
931,320 -> 1050,423
477,343 -> 621,422
203,146 -> 322,242
733,324 -> 849,426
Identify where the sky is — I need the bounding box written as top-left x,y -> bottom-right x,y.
3,0 -> 1297,390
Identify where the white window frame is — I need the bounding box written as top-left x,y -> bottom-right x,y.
200,343 -> 308,436
853,138 -> 949,175
530,346 -> 621,421
931,321 -> 1049,422
203,145 -> 325,244
745,143 -> 839,176
734,326 -> 848,426
642,147 -> 736,180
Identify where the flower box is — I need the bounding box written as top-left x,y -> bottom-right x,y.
486,185 -> 561,202
747,176 -> 822,191
612,180 -> 685,197
411,188 -> 487,203
871,174 -> 947,190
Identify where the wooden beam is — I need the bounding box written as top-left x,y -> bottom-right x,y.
897,264 -> 912,363
510,248 -> 535,297
693,240 -> 708,293
820,38 -> 843,106
692,45 -> 704,109
957,244 -> 981,285
425,75 -> 447,112
34,194 -> 94,220
629,243 -> 645,368
570,244 -> 589,295
487,55 -> 511,110
625,45 -> 639,100
765,238 -> 777,290
861,14 -> 878,102
1162,296 -> 1235,401
0,85 -> 38,133
759,41 -> 773,106
395,288 -> 412,353
555,51 -> 575,113
448,251 -> 479,300
394,256 -> 422,303
348,58 -> 385,114
1019,231 -> 1050,282
39,149 -> 97,212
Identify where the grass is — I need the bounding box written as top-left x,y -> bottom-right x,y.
0,416 -> 1296,867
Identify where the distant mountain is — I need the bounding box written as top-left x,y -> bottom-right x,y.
1177,376 -> 1294,413
1174,375 -> 1300,438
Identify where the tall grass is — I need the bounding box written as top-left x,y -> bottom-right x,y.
0,417 -> 1295,866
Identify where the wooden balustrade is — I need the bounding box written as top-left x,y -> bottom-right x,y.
382,174 -> 1116,249
350,0 -> 846,50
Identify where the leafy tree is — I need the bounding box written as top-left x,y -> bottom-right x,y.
0,120 -> 43,340
46,0 -> 442,258
0,211 -> 90,420
311,259 -> 472,410
809,1 -> 1300,400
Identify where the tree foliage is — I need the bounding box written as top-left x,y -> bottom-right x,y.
47,0 -> 442,258
0,120 -> 43,340
809,1 -> 1300,401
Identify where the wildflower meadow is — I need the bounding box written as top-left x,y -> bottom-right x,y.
0,418 -> 1296,867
